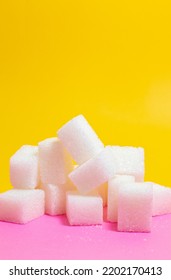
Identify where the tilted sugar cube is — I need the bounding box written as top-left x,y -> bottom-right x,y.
107,175 -> 135,222
66,191 -> 103,225
111,146 -> 144,181
69,146 -> 115,194
38,137 -> 73,185
151,182 -> 171,216
0,189 -> 45,224
40,179 -> 76,216
57,115 -> 104,165
118,182 -> 153,232
10,145 -> 39,189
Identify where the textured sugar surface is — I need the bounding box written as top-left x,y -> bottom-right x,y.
41,184 -> 66,215
58,115 -> 104,165
66,191 -> 103,225
118,182 -> 153,232
39,137 -> 73,185
107,175 -> 135,222
10,145 -> 39,189
152,182 -> 171,216
69,146 -> 115,194
0,189 -> 45,224
111,146 -> 144,181
40,177 -> 77,216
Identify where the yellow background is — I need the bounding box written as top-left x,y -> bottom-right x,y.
0,1 -> 171,192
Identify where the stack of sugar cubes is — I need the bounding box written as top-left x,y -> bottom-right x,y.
0,115 -> 171,232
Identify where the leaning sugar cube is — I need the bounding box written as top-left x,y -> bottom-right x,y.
69,146 -> 115,194
118,182 -> 153,232
84,171 -> 107,207
38,137 -> 73,185
107,175 -> 135,222
0,189 -> 45,224
152,182 -> 171,216
10,145 -> 39,189
58,115 -> 104,164
66,191 -> 103,225
111,146 -> 144,181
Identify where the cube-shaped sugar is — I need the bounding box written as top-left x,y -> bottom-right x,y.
69,146 -> 115,194
57,115 -> 104,164
38,137 -> 73,185
41,184 -> 66,215
118,182 -> 153,232
111,146 -> 144,181
152,182 -> 171,216
10,145 -> 39,189
0,189 -> 45,224
40,176 -> 77,216
66,191 -> 103,225
107,175 -> 135,222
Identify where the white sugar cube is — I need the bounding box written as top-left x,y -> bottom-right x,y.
41,184 -> 66,215
40,178 -> 77,216
107,175 -> 135,222
69,146 -> 115,194
58,115 -> 104,164
111,146 -> 144,181
118,182 -> 153,232
0,189 -> 45,224
38,137 -> 73,185
10,145 -> 39,189
66,191 -> 103,225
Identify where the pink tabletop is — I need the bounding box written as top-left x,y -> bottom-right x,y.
0,208 -> 171,260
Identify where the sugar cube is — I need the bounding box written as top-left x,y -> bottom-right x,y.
107,175 -> 135,222
58,115 -> 104,164
0,189 -> 45,224
69,146 -> 115,194
66,191 -> 103,225
118,182 -> 153,232
38,137 -> 73,185
40,174 -> 77,215
41,184 -> 66,215
111,146 -> 144,181
10,145 -> 39,189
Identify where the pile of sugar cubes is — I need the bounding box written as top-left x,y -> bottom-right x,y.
0,114 -> 171,232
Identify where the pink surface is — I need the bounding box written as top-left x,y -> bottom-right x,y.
0,208 -> 171,260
